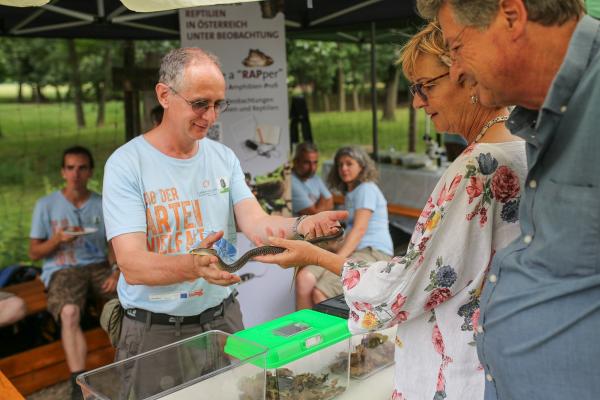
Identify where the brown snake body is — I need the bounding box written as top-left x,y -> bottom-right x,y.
189,228 -> 344,273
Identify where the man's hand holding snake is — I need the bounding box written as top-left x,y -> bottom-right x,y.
295,210 -> 348,239
191,231 -> 241,285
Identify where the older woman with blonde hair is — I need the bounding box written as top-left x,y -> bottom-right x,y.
258,22 -> 527,399
295,146 -> 393,310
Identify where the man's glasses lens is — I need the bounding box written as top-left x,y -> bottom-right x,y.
191,100 -> 229,114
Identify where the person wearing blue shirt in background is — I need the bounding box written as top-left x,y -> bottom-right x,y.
102,47 -> 346,398
291,142 -> 333,216
417,0 -> 600,398
29,146 -> 118,400
295,146 -> 393,310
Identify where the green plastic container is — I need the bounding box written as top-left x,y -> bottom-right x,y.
226,309 -> 351,400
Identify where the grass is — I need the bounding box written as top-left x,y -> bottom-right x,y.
310,108 -> 428,161
0,99 -> 430,269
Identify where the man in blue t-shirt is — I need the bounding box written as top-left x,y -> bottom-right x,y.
103,49 -> 346,394
29,146 -> 118,400
291,142 -> 333,216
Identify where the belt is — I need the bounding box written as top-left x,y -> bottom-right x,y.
125,293 -> 235,326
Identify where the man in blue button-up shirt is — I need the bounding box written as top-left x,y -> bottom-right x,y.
417,0 -> 600,399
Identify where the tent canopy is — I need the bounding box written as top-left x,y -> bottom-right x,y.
0,0 -> 420,41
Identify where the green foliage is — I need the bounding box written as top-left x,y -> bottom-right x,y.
311,108 -> 428,161
286,40 -> 339,93
0,101 -> 125,268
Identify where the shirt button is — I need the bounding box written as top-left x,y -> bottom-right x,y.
560,105 -> 568,113
523,235 -> 533,244
477,325 -> 484,334
488,274 -> 497,283
528,180 -> 537,189
486,373 -> 494,382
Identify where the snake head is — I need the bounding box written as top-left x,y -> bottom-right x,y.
189,247 -> 219,257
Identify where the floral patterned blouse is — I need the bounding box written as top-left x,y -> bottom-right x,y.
341,141 -> 527,400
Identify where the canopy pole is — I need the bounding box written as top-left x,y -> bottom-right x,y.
370,21 -> 379,161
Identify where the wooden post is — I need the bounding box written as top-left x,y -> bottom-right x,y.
123,41 -> 140,142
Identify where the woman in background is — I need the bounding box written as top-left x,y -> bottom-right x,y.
295,146 -> 393,309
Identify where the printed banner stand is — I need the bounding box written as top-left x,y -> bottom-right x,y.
180,2 -> 294,325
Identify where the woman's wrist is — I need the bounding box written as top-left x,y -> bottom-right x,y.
316,250 -> 345,276
292,215 -> 308,239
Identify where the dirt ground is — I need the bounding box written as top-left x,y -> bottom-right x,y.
27,380 -> 72,400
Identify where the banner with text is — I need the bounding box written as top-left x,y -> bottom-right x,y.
180,3 -> 290,215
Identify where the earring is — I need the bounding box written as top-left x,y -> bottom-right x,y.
470,95 -> 478,104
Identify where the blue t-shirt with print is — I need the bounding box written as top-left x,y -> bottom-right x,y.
291,172 -> 332,215
30,191 -> 107,286
345,181 -> 393,256
103,136 -> 254,316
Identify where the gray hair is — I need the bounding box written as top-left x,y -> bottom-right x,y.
327,146 -> 379,194
294,142 -> 319,161
417,0 -> 584,28
158,48 -> 222,90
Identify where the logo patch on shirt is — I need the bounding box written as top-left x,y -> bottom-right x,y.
217,177 -> 230,193
202,179 -> 210,188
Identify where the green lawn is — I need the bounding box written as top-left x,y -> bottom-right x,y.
0,100 -> 429,268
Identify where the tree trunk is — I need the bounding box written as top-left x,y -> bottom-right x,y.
95,82 -> 105,127
67,39 -> 86,128
17,81 -> 23,103
141,51 -> 163,132
54,85 -> 62,102
337,59 -> 345,112
96,46 -> 112,127
382,64 -> 400,121
30,84 -> 36,102
408,93 -> 417,152
34,83 -> 47,103
352,87 -> 361,111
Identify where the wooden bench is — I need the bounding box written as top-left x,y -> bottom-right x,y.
0,327 -> 114,396
3,278 -> 47,316
333,195 -> 422,219
1,278 -> 114,396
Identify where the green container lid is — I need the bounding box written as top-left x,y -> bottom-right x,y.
225,309 -> 350,369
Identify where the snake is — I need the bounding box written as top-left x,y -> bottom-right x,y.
188,228 -> 344,273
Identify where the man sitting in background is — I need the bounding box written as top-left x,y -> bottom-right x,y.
29,146 -> 118,400
291,142 -> 333,216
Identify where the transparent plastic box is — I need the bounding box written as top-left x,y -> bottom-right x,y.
346,327 -> 396,380
230,309 -> 351,400
77,330 -> 267,400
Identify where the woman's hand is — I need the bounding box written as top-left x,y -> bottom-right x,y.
253,237 -> 322,268
254,236 -> 346,275
298,210 -> 348,239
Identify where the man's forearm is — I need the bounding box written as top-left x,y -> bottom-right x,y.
29,237 -> 61,260
116,250 -> 199,286
235,199 -> 297,242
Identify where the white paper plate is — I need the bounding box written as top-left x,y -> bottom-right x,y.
63,227 -> 98,236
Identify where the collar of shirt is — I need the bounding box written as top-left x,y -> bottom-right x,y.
508,15 -> 600,143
